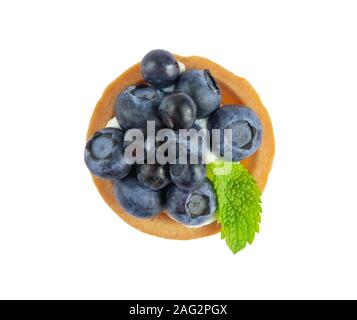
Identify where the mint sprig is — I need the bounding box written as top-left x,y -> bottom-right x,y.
207,161 -> 262,254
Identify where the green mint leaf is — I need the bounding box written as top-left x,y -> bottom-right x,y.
207,161 -> 262,254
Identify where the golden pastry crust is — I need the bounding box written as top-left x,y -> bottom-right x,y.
86,55 -> 275,240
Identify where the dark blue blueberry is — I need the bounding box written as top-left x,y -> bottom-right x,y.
162,125 -> 208,165
137,164 -> 171,190
208,105 -> 262,161
159,92 -> 197,130
176,69 -> 221,118
176,124 -> 210,164
115,84 -> 164,130
123,128 -> 146,150
166,179 -> 216,227
141,49 -> 180,88
170,164 -> 206,191
114,174 -> 166,219
84,128 -> 132,180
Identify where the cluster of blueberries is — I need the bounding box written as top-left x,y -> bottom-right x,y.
85,50 -> 262,226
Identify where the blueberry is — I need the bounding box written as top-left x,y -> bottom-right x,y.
123,128 -> 146,150
84,128 -> 132,180
161,125 -> 208,164
114,174 -> 166,219
166,179 -> 216,227
115,84 -> 164,130
141,49 -> 180,88
176,69 -> 221,118
159,92 -> 197,130
177,124 -> 210,164
208,105 -> 262,161
170,164 -> 206,191
137,164 -> 171,190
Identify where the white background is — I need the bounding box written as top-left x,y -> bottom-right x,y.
0,0 -> 356,300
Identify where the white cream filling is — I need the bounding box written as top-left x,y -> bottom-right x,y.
194,117 -> 208,128
166,213 -> 217,228
106,117 -> 121,129
161,85 -> 175,93
178,60 -> 186,73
